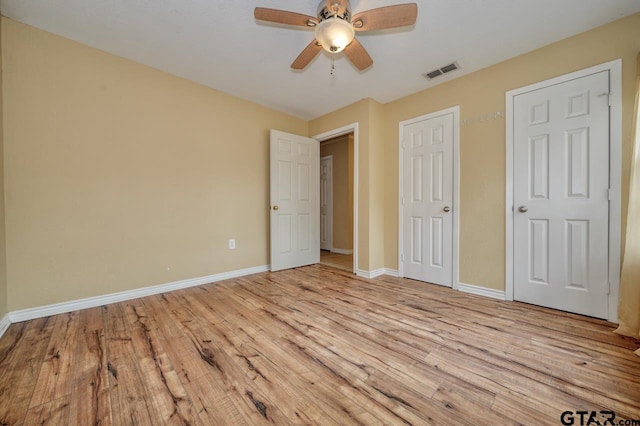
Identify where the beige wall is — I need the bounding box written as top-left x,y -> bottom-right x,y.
383,12 -> 640,290
0,16 -> 6,318
320,135 -> 353,251
369,100 -> 385,271
2,18 -> 307,311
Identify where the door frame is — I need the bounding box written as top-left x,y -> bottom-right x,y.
313,123 -> 359,274
505,59 -> 622,323
398,106 -> 460,288
320,155 -> 334,251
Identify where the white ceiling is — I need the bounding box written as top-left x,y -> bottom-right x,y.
2,0 -> 640,120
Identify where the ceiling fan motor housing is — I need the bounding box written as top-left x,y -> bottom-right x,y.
317,1 -> 351,22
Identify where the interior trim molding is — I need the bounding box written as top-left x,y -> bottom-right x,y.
8,265 -> 269,324
356,268 -> 373,278
313,123 -> 359,276
0,314 -> 10,339
457,282 -> 506,300
382,268 -> 399,277
356,268 -> 379,279
356,268 -> 399,279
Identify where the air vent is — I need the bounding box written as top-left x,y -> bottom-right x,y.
425,69 -> 443,79
423,62 -> 460,80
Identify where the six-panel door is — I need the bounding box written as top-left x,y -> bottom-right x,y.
270,130 -> 320,272
401,112 -> 454,286
513,71 -> 610,319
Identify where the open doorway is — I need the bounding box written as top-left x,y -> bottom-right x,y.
319,133 -> 354,272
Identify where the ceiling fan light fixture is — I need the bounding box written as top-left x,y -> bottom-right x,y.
315,17 -> 355,53
255,1 -> 418,71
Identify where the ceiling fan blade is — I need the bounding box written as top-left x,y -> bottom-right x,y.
325,0 -> 348,16
291,40 -> 323,70
351,3 -> 418,32
343,38 -> 373,71
254,8 -> 317,27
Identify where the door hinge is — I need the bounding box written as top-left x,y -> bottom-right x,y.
597,92 -> 611,106
608,188 -> 612,200
401,197 -> 405,205
401,253 -> 405,262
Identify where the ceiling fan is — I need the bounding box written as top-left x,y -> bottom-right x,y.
254,1 -> 418,71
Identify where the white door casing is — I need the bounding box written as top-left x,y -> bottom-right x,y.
320,156 -> 333,251
270,130 -> 320,272
313,123 -> 359,275
399,107 -> 459,287
507,60 -> 622,322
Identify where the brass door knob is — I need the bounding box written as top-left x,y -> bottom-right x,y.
443,206 -> 451,212
273,205 -> 279,210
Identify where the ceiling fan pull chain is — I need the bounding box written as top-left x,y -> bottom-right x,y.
330,51 -> 335,76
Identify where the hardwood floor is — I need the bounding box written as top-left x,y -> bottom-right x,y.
1,264 -> 639,425
320,250 -> 353,272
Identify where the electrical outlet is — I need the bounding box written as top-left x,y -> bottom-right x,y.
229,239 -> 236,249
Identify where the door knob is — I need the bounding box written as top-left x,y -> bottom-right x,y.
443,206 -> 451,212
518,205 -> 528,213
273,205 -> 279,211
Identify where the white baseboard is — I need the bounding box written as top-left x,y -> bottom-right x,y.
8,265 -> 269,324
331,248 -> 353,255
382,268 -> 399,277
355,268 -> 398,279
356,268 -> 381,278
356,268 -> 374,278
0,268 -> 506,335
0,314 -> 10,339
457,282 -> 506,300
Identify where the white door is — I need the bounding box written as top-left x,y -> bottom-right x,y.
513,71 -> 610,319
320,156 -> 333,251
401,112 -> 454,286
270,130 -> 320,272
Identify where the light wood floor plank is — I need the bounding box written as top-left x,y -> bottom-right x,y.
22,394 -> 71,425
29,312 -> 79,409
68,310 -> 112,426
1,264 -> 639,425
0,318 -> 56,425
